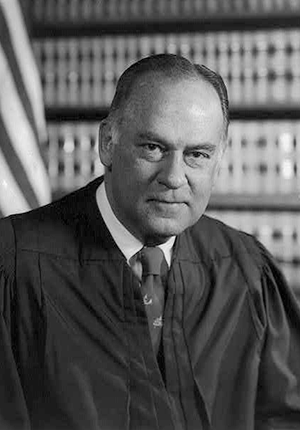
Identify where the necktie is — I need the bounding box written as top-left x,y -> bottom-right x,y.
139,246 -> 168,355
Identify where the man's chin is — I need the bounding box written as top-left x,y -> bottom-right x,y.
149,200 -> 187,216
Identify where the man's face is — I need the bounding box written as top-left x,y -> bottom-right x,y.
100,77 -> 226,244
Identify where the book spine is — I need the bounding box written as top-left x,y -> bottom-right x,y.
213,121 -> 299,195
32,0 -> 300,22
46,122 -> 104,191
33,31 -> 300,109
277,124 -> 296,194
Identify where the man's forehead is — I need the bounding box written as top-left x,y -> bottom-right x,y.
117,73 -> 226,146
124,73 -> 218,115
129,72 -> 204,96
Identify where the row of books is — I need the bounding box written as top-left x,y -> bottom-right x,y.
218,121 -> 300,195
33,30 -> 300,108
207,209 -> 300,291
32,0 -> 300,22
46,122 -> 103,191
45,120 -> 300,196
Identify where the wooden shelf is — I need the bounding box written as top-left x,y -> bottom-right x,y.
45,105 -> 300,122
208,193 -> 300,211
32,11 -> 300,38
230,105 -> 300,121
45,107 -> 107,122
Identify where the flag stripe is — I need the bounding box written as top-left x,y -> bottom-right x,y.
0,147 -> 31,216
0,116 -> 40,208
0,0 -> 47,143
0,44 -> 51,205
0,4 -> 39,145
0,0 -> 51,216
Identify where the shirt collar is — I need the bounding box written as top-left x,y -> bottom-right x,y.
96,181 -> 175,266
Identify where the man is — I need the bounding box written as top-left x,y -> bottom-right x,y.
0,54 -> 300,430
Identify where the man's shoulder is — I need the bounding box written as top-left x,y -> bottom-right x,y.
188,214 -> 266,268
0,178 -> 102,257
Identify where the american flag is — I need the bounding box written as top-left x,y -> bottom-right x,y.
0,0 -> 51,218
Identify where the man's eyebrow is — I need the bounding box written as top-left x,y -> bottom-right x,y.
189,143 -> 217,153
136,131 -> 169,145
136,132 -> 217,152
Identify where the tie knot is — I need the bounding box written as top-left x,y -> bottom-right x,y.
140,246 -> 165,276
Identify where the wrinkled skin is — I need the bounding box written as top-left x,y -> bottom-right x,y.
99,76 -> 226,245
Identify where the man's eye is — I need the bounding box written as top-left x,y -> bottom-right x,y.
190,151 -> 210,159
185,151 -> 211,167
145,143 -> 162,152
140,143 -> 164,161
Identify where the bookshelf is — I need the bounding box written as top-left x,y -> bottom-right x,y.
29,0 -> 300,293
31,0 -> 300,30
31,13 -> 300,38
208,194 -> 300,211
45,106 -> 300,122
32,30 -> 300,111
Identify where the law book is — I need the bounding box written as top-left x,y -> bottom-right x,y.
32,0 -> 300,22
277,125 -> 296,194
46,122 -> 104,192
33,30 -> 300,110
214,120 -> 300,195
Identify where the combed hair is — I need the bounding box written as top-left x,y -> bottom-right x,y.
108,53 -> 229,139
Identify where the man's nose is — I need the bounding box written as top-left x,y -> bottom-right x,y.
158,152 -> 188,189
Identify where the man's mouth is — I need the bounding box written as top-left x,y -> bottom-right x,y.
149,199 -> 187,209
148,196 -> 187,205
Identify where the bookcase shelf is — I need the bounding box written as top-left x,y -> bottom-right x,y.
32,12 -> 300,39
209,193 -> 300,211
45,107 -> 107,122
45,106 -> 300,122
230,106 -> 300,121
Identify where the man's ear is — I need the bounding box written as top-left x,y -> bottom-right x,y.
98,119 -> 115,169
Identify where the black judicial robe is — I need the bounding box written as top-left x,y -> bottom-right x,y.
1,178 -> 300,430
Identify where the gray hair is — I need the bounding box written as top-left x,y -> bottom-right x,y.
108,53 -> 229,140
